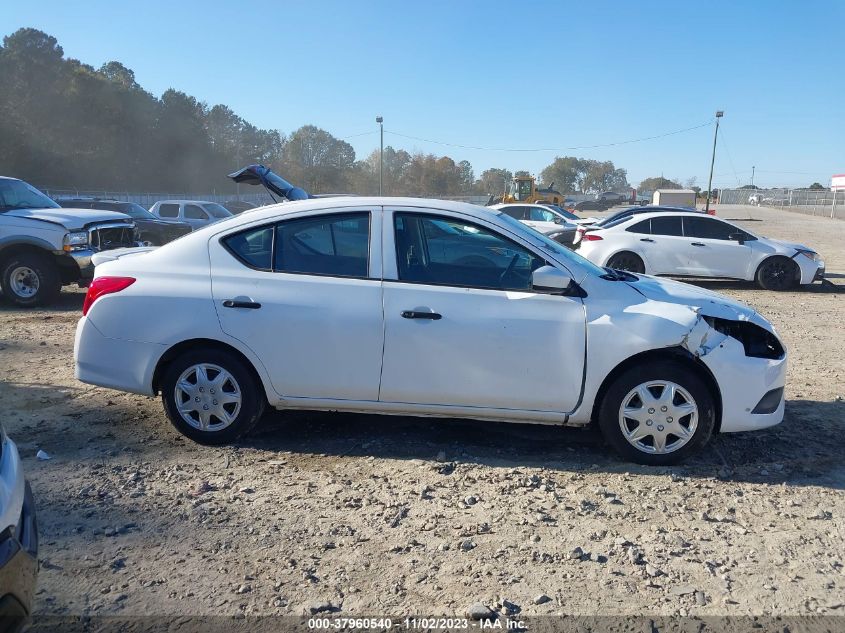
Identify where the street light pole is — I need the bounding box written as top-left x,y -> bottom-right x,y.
376,116 -> 384,196
751,165 -> 755,189
705,110 -> 723,214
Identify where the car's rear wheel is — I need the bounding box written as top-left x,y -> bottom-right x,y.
607,251 -> 645,274
1,252 -> 61,307
161,349 -> 265,445
597,360 -> 715,465
756,256 -> 798,291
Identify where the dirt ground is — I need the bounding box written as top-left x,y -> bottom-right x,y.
2,204 -> 844,619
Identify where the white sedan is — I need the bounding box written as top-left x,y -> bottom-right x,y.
75,198 -> 788,465
490,203 -> 598,227
576,210 -> 824,290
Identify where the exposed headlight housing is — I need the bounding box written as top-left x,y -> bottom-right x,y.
63,231 -> 89,251
797,249 -> 822,263
703,316 -> 785,360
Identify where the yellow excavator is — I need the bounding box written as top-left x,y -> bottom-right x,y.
487,175 -> 565,206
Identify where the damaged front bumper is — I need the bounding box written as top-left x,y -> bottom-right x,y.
684,314 -> 787,433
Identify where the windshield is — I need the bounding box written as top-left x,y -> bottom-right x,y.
496,212 -> 606,277
202,203 -> 232,218
546,205 -> 580,221
0,179 -> 61,212
119,203 -> 157,220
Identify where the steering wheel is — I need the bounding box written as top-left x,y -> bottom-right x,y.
499,254 -> 519,285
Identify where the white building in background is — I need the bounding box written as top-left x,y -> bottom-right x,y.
652,189 -> 696,208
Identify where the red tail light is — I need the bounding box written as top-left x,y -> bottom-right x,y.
82,276 -> 136,315
582,233 -> 603,241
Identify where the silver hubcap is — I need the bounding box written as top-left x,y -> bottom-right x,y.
9,266 -> 39,298
618,381 -> 698,454
174,363 -> 242,432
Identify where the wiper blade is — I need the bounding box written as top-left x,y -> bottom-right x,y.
601,267 -> 639,281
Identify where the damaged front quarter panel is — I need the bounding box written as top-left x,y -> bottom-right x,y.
569,274 -> 787,430
679,309 -> 728,358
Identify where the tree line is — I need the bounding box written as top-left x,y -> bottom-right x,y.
0,28 -> 695,198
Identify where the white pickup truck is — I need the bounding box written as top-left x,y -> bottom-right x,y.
0,177 -> 137,306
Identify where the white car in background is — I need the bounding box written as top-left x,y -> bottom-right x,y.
577,209 -> 824,290
491,203 -> 598,247
491,203 -> 597,226
149,200 -> 233,230
75,197 -> 788,465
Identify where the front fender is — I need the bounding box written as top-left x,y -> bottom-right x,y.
568,277 -> 721,424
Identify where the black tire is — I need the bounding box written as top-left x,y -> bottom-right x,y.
755,256 -> 798,291
597,360 -> 716,466
161,348 -> 266,445
1,251 -> 61,307
607,251 -> 645,274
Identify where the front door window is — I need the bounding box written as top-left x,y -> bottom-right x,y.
394,213 -> 545,291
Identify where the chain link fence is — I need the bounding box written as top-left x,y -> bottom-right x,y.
38,187 -> 272,210
719,188 -> 845,219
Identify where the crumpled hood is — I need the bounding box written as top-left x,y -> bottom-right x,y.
5,207 -> 131,228
626,274 -> 757,322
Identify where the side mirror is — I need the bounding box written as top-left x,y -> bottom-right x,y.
531,265 -> 572,293
728,232 -> 746,244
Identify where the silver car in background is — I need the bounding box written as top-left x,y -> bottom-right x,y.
148,200 -> 233,231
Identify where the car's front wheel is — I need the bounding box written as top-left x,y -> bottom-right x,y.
1,251 -> 61,307
607,251 -> 645,274
756,256 -> 798,291
597,360 -> 715,465
161,349 -> 265,444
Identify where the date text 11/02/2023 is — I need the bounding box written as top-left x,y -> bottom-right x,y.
307,617 -> 528,629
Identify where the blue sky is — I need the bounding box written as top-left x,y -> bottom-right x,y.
3,0 -> 843,188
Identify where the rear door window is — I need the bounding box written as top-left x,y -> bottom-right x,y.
158,203 -> 179,218
650,216 -> 683,236
625,219 -> 651,234
501,206 -> 527,220
223,226 -> 274,270
184,204 -> 209,220
274,212 -> 370,277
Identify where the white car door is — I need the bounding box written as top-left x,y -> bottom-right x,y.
379,207 -> 585,413
633,216 -> 693,275
682,216 -> 754,278
208,208 -> 385,401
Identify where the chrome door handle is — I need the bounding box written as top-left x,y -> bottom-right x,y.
401,310 -> 442,320
223,300 -> 262,309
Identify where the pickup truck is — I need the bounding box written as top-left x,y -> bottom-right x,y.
0,177 -> 137,306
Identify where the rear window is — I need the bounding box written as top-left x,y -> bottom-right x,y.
158,203 -> 179,218
600,213 -> 636,229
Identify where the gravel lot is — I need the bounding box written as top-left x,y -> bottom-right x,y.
2,204 -> 844,619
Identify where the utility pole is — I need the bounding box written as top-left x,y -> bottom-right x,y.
751,165 -> 755,189
376,116 -> 384,195
705,111 -> 723,213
